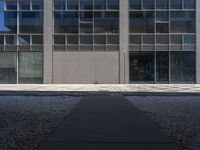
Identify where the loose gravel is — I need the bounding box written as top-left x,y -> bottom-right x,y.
127,96 -> 200,150
0,96 -> 80,150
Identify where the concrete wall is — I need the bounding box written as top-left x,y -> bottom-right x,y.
53,52 -> 120,84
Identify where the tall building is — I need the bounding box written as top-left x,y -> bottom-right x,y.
0,0 -> 199,84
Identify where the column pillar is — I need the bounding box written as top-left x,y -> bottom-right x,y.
196,0 -> 200,83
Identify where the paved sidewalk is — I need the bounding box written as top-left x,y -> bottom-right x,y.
39,96 -> 181,150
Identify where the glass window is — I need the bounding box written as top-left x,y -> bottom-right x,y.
54,35 -> 65,44
170,0 -> 182,9
80,0 -> 93,10
156,23 -> 169,33
143,35 -> 154,44
80,35 -> 93,44
94,0 -> 106,9
80,11 -> 93,22
156,0 -> 169,9
80,23 -> 93,33
156,51 -> 169,83
171,51 -> 195,83
67,0 -> 78,10
32,35 -> 43,44
184,35 -> 196,44
18,35 -> 30,45
143,0 -> 154,9
32,0 -> 43,10
171,35 -> 182,44
5,35 -> 17,44
67,35 -> 78,44
0,11 -> 17,33
19,12 -> 43,33
19,52 -> 43,84
129,0 -> 141,9
130,52 -> 154,82
156,11 -> 168,21
107,0 -> 119,9
54,0 -> 65,10
156,35 -> 169,44
107,35 -> 119,44
0,52 -> 17,84
94,35 -> 106,44
130,35 -> 141,44
184,0 -> 195,9
5,0 -> 17,10
0,0 -> 4,10
54,11 -> 78,33
19,0 -> 30,10
0,35 -> 3,44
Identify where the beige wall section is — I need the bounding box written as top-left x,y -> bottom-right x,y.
196,0 -> 200,83
53,52 -> 120,84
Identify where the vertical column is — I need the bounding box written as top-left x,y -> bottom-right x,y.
196,0 -> 200,83
43,0 -> 53,84
119,0 -> 129,84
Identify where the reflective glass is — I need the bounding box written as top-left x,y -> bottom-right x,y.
67,0 -> 78,10
0,0 -> 4,10
143,0 -> 154,9
156,23 -> 169,33
5,35 -> 17,44
184,35 -> 196,44
171,51 -> 195,83
80,23 -> 93,33
171,35 -> 182,44
94,0 -> 106,9
67,35 -> 78,44
129,0 -> 141,9
32,35 -> 43,44
80,0 -> 93,10
94,35 -> 106,44
130,35 -> 141,44
80,35 -> 93,44
54,35 -> 65,44
170,0 -> 182,9
54,0 -> 65,10
156,11 -> 168,21
5,0 -> 17,10
19,52 -> 43,84
32,0 -> 43,10
130,52 -> 154,82
0,35 -> 3,44
18,35 -> 30,45
80,11 -> 93,22
0,52 -> 17,84
156,35 -> 169,44
0,11 -> 17,33
156,0 -> 169,9
184,0 -> 195,9
107,35 -> 119,44
107,0 -> 119,9
143,35 -> 154,44
19,0 -> 30,10
19,12 -> 43,33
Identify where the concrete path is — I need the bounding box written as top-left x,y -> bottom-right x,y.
39,96 -> 181,150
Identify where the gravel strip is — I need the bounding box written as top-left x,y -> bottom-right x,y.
0,96 -> 81,150
127,96 -> 200,150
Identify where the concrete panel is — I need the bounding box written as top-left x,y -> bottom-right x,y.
196,0 -> 200,83
53,52 -> 119,84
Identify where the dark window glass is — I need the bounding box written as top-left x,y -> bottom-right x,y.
0,0 -> 4,10
171,35 -> 182,44
54,0 -> 65,10
170,0 -> 182,9
156,11 -> 168,21
143,0 -> 154,9
130,11 -> 154,33
19,0 -> 30,10
170,11 -> 195,33
107,0 -> 119,9
5,35 -> 17,44
184,35 -> 196,44
94,0 -> 106,9
80,11 -> 93,22
171,51 -> 195,83
19,52 -> 43,84
107,35 -> 119,44
184,0 -> 195,9
156,0 -> 169,9
32,35 -> 43,44
54,11 -> 78,33
80,0 -> 93,10
18,35 -> 30,45
5,0 -> 17,10
0,11 -> 17,33
32,0 -> 43,10
0,52 -> 17,84
130,35 -> 141,44
156,51 -> 169,83
143,35 -> 154,44
156,23 -> 169,33
67,0 -> 78,10
54,35 -> 65,44
80,35 -> 93,44
80,23 -> 93,33
130,52 -> 154,82
156,35 -> 169,44
129,0 -> 141,9
94,35 -> 106,44
67,35 -> 78,44
0,35 -> 3,44
19,12 -> 43,33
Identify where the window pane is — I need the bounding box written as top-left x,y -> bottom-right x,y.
18,35 -> 30,45
0,0 -> 4,10
171,35 -> 182,44
171,51 -> 195,83
94,0 -> 106,9
80,0 -> 93,10
54,35 -> 65,44
156,11 -> 168,21
5,0 -> 17,10
32,35 -> 43,44
156,23 -> 169,33
0,35 -> 3,44
143,35 -> 154,44
54,0 -> 65,10
67,0 -> 78,10
130,52 -> 154,82
0,11 -> 17,33
107,35 -> 119,44
143,0 -> 154,9
32,0 -> 43,10
156,0 -> 169,9
19,12 -> 43,33
170,0 -> 182,9
80,11 -> 93,22
129,0 -> 141,9
67,35 -> 78,44
19,0 -> 30,10
0,52 -> 17,83
5,35 -> 17,44
94,35 -> 106,44
184,0 -> 195,9
156,35 -> 169,44
184,35 -> 196,44
156,51 -> 169,83
107,0 -> 119,9
80,35 -> 93,44
130,35 -> 141,44
19,52 -> 43,84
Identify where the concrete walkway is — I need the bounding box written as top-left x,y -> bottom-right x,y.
39,96 -> 181,150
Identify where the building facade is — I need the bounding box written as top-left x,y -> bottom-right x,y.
0,0 -> 199,84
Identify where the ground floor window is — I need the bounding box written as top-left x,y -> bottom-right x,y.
0,52 -> 43,84
130,51 -> 196,83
